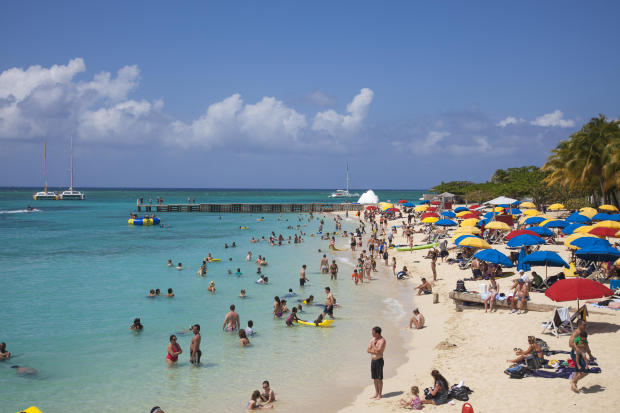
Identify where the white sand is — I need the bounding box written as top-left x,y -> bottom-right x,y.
335,210 -> 620,413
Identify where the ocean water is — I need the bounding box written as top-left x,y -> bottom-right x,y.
0,188 -> 424,412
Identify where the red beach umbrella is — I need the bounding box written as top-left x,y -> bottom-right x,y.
469,204 -> 481,209
505,229 -> 540,240
386,207 -> 400,212
421,212 -> 439,219
397,200 -> 408,204
426,207 -> 438,212
366,205 -> 377,210
461,212 -> 480,219
430,201 -> 441,205
588,227 -> 618,238
545,278 -> 613,307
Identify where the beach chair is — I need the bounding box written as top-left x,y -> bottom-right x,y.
541,307 -> 573,337
563,262 -> 578,278
459,255 -> 474,270
569,305 -> 588,324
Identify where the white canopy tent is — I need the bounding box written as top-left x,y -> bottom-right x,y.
485,196 -> 518,206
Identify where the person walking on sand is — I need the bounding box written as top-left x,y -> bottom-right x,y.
299,264 -> 308,286
367,326 -> 386,400
569,320 -> 595,393
329,260 -> 339,280
189,324 -> 201,366
222,304 -> 240,332
430,248 -> 438,281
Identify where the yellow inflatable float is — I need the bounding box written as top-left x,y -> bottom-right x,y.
296,319 -> 334,327
17,407 -> 42,413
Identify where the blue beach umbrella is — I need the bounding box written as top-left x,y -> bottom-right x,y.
454,206 -> 469,213
528,226 -> 554,237
565,212 -> 592,224
454,234 -> 480,245
482,212 -> 494,220
570,237 -> 611,249
403,202 -> 415,207
512,200 -> 521,205
474,249 -> 513,267
609,214 -> 620,222
575,245 -> 620,262
524,216 -> 546,225
522,250 -> 569,278
507,208 -> 522,215
441,211 -> 456,218
542,220 -> 568,229
517,246 -> 530,272
435,219 -> 457,226
562,223 -> 585,235
477,218 -> 490,227
418,200 -> 430,204
592,213 -> 611,221
507,234 -> 545,248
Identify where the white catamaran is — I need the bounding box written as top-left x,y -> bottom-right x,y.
59,137 -> 84,200
33,141 -> 59,200
329,162 -> 360,198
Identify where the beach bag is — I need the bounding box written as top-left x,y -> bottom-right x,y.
525,355 -> 542,369
449,386 -> 473,401
424,387 -> 434,400
455,280 -> 466,292
504,364 -> 526,379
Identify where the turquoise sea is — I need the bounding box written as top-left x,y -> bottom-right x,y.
0,188 -> 424,413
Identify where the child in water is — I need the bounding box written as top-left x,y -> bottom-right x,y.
208,281 -> 216,293
239,329 -> 250,346
248,390 -> 273,409
286,307 -> 300,326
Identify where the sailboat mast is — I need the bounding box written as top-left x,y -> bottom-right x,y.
346,162 -> 349,193
44,140 -> 47,193
70,137 -> 74,191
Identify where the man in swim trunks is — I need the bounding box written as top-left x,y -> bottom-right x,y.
323,287 -> 336,318
330,260 -> 339,280
299,264 -> 308,286
190,324 -> 201,366
569,321 -> 594,393
320,255 -> 329,274
415,278 -> 432,295
367,326 -> 386,400
222,304 -> 240,332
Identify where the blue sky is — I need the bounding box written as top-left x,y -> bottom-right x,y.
1,0 -> 618,189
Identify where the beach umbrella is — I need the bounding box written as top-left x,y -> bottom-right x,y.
426,207 -> 438,212
579,207 -> 597,219
599,204 -> 619,212
609,214 -> 620,222
474,249 -> 513,267
481,212 -> 493,220
398,200 -> 408,204
454,226 -> 482,235
430,201 -> 441,205
565,212 -> 591,224
588,227 -> 619,238
573,225 -> 594,234
507,234 -> 545,248
441,211 -> 457,218
528,226 -> 554,237
403,202 -> 415,207
593,220 -> 620,230
385,207 -> 400,213
563,233 -> 599,249
516,246 -> 530,271
366,205 -> 377,210
523,209 -> 541,216
456,210 -> 471,217
435,219 -> 457,227
524,216 -> 546,225
469,204 -> 482,209
507,208 -> 522,215
545,278 -> 614,308
414,205 -> 429,212
548,203 -> 565,211
421,216 -> 439,224
460,218 -> 479,227
487,196 -> 518,206
523,250 -> 569,278
476,218 -> 490,227
506,229 -> 539,240
421,212 -> 439,219
616,257 -> 620,267
575,245 -> 620,262
520,201 -> 536,209
569,237 -> 611,249
453,234 -> 480,244
592,213 -> 612,221
492,207 -> 504,212
562,223 -> 585,235
454,206 -> 469,213
459,237 -> 491,249
485,221 -> 511,231
541,220 -> 569,229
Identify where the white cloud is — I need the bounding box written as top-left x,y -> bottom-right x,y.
305,91 -> 335,106
411,130 -> 450,154
530,110 -> 575,128
312,88 -> 374,135
497,116 -> 525,127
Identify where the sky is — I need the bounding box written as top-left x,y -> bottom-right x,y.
1,0 -> 619,189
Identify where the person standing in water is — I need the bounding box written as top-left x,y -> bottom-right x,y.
189,324 -> 201,366
320,255 -> 329,274
222,304 -> 240,332
166,335 -> 182,365
299,264 -> 308,287
329,260 -> 339,280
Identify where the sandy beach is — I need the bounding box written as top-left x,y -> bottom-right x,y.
333,210 -> 620,413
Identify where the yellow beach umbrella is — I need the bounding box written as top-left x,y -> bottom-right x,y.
414,205 -> 429,212
458,237 -> 491,249
548,203 -> 565,211
520,201 -> 536,209
492,207 -> 504,212
456,210 -> 471,217
460,218 -> 479,227
563,233 -> 599,249
485,221 -> 511,231
421,216 -> 439,224
579,207 -> 597,218
599,204 -> 619,212
573,225 -> 594,234
615,257 -> 620,267
523,209 -> 540,216
454,226 -> 481,235
593,220 -> 620,230
379,202 -> 394,211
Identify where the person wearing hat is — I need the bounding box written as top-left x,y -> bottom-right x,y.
510,278 -> 529,314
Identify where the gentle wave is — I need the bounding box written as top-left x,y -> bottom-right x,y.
0,208 -> 41,214
383,297 -> 407,320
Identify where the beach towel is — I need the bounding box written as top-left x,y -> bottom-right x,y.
529,366 -> 601,379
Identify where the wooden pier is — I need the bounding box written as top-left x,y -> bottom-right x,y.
136,202 -> 364,214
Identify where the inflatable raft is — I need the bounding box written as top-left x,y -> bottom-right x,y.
396,242 -> 438,252
128,217 -> 160,226
296,319 -> 334,327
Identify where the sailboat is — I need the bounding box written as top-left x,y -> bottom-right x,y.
329,162 -> 360,198
33,141 -> 59,200
59,137 -> 84,200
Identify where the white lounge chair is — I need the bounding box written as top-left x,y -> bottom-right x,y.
541,307 -> 573,337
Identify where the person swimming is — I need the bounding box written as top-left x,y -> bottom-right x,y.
176,262 -> 183,270
240,289 -> 246,298
11,365 -> 37,375
130,318 -> 144,330
208,281 -> 216,293
147,289 -> 156,297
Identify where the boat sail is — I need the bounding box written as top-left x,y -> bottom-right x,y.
33,141 -> 59,200
330,162 -> 360,198
59,137 -> 84,200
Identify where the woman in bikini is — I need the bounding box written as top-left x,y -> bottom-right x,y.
166,335 -> 182,365
273,296 -> 283,318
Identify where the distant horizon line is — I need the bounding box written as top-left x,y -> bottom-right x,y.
0,186 -> 431,192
